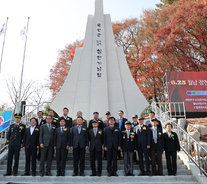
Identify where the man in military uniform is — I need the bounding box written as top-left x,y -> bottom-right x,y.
72,111 -> 87,127
121,121 -> 137,176
104,117 -> 121,177
4,113 -> 26,176
88,120 -> 104,176
58,107 -> 72,128
48,109 -> 58,128
88,112 -> 104,130
131,115 -> 139,131
103,111 -> 111,128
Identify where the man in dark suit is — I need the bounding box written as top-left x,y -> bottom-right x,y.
22,118 -> 39,176
71,116 -> 89,176
36,111 -> 45,127
48,109 -> 58,128
145,111 -> 162,131
88,112 -> 104,130
88,120 -> 104,176
72,111 -> 87,127
163,123 -> 180,176
116,110 -> 128,131
58,107 -> 72,129
39,115 -> 56,177
116,110 -> 127,159
54,117 -> 70,176
120,121 -> 137,176
104,117 -> 121,177
150,119 -> 163,176
4,113 -> 26,176
136,117 -> 151,176
36,111 -> 45,160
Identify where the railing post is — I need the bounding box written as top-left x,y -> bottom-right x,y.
197,144 -> 202,176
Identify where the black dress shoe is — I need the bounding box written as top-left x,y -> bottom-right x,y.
107,173 -> 111,177
32,172 -> 36,176
46,172 -> 52,176
138,172 -> 145,176
113,173 -> 118,176
97,173 -> 102,177
22,172 -> 30,176
72,173 -> 78,176
62,173 -> 65,176
40,173 -> 44,177
56,173 -> 61,176
3,173 -> 11,176
129,173 -> 135,176
90,173 -> 96,176
13,173 -> 17,176
80,173 -> 85,176
124,173 -> 129,176
146,171 -> 151,176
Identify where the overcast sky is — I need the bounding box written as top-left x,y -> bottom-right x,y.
0,0 -> 159,107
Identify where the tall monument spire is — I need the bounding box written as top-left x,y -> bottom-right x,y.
51,0 -> 149,120
95,0 -> 104,16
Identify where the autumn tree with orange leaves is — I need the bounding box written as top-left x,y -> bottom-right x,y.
49,0 -> 207,102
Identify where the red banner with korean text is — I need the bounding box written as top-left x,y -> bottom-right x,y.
167,72 -> 207,113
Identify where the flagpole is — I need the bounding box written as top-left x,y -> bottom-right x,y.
15,17 -> 30,114
0,17 -> 9,73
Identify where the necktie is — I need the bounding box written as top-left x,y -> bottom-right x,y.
127,131 -> 130,138
119,119 -> 122,130
78,127 -> 81,134
49,124 -> 51,131
61,127 -> 63,134
153,128 -> 157,143
94,128 -> 97,136
139,126 -> 142,133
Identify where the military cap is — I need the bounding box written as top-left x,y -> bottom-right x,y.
125,121 -> 131,125
105,111 -> 111,115
14,113 -> 22,118
151,118 -> 159,122
138,117 -> 145,120
132,114 -> 138,118
92,119 -> 98,123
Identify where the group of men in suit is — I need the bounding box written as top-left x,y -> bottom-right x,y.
4,109 -> 180,177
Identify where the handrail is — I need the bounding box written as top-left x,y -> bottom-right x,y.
151,101 -> 207,177
172,121 -> 207,177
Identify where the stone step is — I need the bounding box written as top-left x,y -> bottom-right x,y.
0,159 -> 184,165
0,164 -> 187,170
0,169 -> 192,176
0,175 -> 199,184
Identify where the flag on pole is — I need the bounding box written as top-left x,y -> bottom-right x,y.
20,26 -> 27,39
0,23 -> 6,36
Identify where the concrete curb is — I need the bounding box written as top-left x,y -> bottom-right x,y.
178,151 -> 207,184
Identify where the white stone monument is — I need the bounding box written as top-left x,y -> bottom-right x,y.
51,0 -> 149,120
